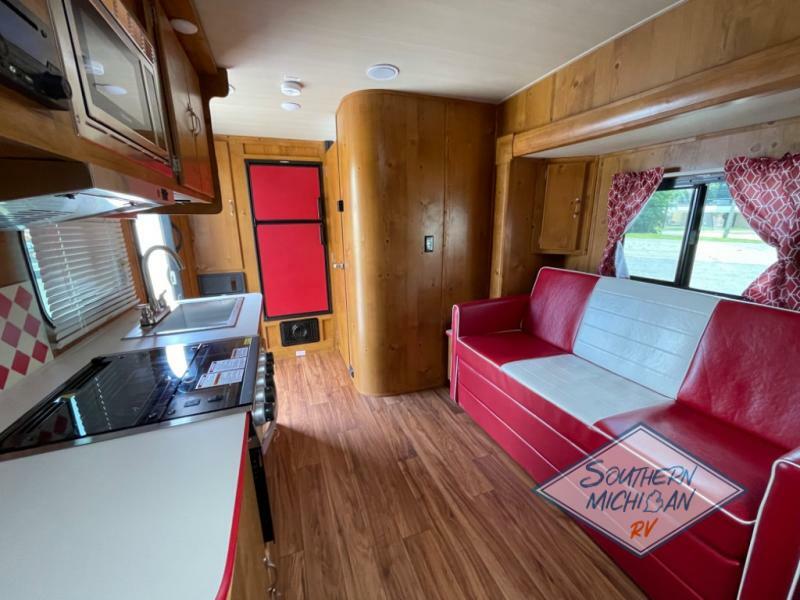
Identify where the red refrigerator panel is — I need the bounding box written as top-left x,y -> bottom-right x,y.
257,223 -> 329,318
249,164 -> 321,221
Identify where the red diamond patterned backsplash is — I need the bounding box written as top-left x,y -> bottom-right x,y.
0,283 -> 53,391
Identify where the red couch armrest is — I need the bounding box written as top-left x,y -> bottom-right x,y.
449,295 -> 528,399
738,448 -> 800,599
452,295 -> 529,338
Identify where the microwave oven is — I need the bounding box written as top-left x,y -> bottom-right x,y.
50,0 -> 170,164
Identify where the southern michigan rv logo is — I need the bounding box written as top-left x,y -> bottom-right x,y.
535,425 -> 743,556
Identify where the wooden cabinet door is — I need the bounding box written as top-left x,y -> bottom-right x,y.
538,161 -> 588,252
155,5 -> 213,196
189,140 -> 244,273
186,69 -> 214,196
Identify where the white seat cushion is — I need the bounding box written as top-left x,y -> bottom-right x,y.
501,354 -> 672,426
573,277 -> 719,398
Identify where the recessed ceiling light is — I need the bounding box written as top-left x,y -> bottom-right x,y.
366,63 -> 399,81
281,102 -> 301,111
170,18 -> 199,35
280,81 -> 303,97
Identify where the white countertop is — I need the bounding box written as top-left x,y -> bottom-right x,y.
0,293 -> 263,600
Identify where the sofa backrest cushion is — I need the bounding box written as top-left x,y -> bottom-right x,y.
573,277 -> 719,398
678,300 -> 800,449
522,268 -> 599,352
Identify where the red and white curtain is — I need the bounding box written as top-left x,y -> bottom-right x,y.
724,153 -> 800,310
599,167 -> 664,277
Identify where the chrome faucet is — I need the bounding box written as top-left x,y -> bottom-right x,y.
138,245 -> 185,327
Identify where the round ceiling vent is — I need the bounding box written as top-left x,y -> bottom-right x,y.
280,81 -> 303,96
281,101 -> 301,111
366,63 -> 399,81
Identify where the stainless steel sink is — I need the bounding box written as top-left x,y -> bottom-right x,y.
123,296 -> 244,339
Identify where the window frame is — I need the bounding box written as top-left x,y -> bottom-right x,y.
625,172 -> 748,300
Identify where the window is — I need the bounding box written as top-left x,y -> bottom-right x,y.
133,214 -> 184,307
23,219 -> 138,349
624,174 -> 777,297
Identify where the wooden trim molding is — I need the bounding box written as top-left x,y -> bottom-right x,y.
513,38 -> 800,157
495,134 -> 514,166
121,220 -> 147,304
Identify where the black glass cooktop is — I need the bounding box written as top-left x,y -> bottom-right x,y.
0,337 -> 259,455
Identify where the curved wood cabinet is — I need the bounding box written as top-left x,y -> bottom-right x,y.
336,90 -> 494,395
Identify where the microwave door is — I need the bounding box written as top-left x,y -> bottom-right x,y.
64,0 -> 168,158
141,63 -> 168,151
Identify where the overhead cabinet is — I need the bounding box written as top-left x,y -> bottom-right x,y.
154,2 -> 214,197
0,0 -> 225,228
534,158 -> 596,254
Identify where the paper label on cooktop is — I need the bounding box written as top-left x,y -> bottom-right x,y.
231,347 -> 249,359
196,369 -> 244,389
208,357 -> 247,373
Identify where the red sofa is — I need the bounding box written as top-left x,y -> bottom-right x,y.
450,267 -> 800,600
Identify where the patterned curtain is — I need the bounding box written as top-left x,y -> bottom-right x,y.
598,167 -> 664,277
724,153 -> 800,310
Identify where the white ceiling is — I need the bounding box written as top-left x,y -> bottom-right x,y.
195,0 -> 681,141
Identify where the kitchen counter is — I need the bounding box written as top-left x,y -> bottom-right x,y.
0,293 -> 263,600
0,293 -> 263,429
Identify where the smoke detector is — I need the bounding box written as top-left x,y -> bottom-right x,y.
280,81 -> 303,97
366,64 -> 399,81
281,102 -> 301,111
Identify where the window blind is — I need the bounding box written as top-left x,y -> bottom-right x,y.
23,219 -> 138,349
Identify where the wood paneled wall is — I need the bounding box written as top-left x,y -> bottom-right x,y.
322,144 -> 351,367
498,0 -> 800,137
336,90 -> 495,395
566,116 -> 800,274
490,141 -> 562,297
0,232 -> 28,288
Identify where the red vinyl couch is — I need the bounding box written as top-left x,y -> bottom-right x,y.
450,267 -> 800,600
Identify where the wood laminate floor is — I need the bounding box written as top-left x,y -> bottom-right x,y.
265,351 -> 644,599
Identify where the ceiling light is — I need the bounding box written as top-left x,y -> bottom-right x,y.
366,63 -> 399,81
281,102 -> 301,111
280,81 -> 303,97
170,19 -> 199,35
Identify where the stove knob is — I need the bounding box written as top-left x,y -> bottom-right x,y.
252,390 -> 267,426
264,385 -> 276,403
